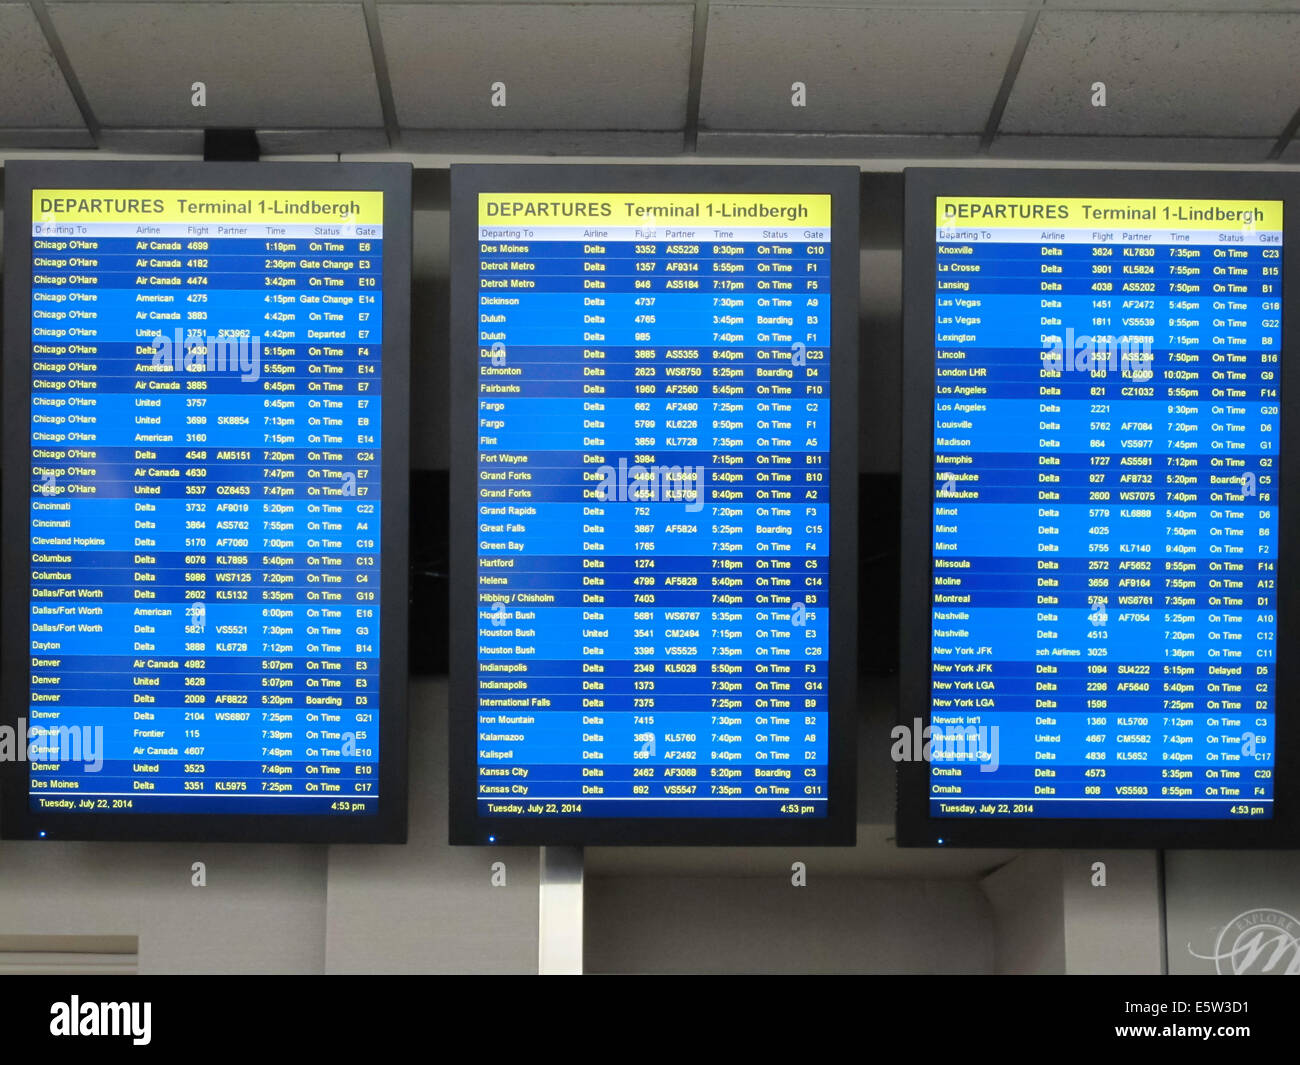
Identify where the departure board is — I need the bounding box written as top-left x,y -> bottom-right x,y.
899,169 -> 1300,848
1,162 -> 411,842
450,166 -> 857,846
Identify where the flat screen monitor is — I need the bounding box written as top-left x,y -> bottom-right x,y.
1,161 -> 411,842
449,165 -> 858,845
899,168 -> 1300,847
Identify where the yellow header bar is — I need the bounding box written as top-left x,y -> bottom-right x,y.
936,197 -> 1282,231
33,189 -> 384,225
479,192 -> 830,227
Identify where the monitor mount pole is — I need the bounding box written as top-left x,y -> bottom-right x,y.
538,846 -> 584,974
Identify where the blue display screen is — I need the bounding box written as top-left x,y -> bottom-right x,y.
474,191 -> 832,819
25,188 -> 385,816
928,195 -> 1280,820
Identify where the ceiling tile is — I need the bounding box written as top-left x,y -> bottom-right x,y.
257,128 -> 390,155
699,4 -> 1025,134
47,1 -> 383,129
1045,0 -> 1300,9
685,0 -> 1032,7
991,134 -> 1276,163
379,3 -> 694,131
95,128 -> 204,153
395,129 -> 684,155
1280,137 -> 1300,164
0,129 -> 95,149
1002,11 -> 1300,138
696,132 -> 981,158
0,2 -> 85,129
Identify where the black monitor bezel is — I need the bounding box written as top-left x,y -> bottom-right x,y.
449,163 -> 859,846
1,160 -> 411,843
898,166 -> 1300,848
